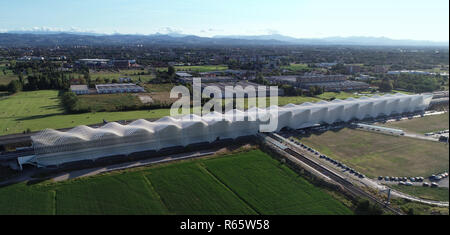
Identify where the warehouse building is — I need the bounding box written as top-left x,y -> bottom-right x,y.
95,84 -> 145,94
179,76 -> 238,84
70,85 -> 89,95
201,81 -> 284,98
26,93 -> 433,167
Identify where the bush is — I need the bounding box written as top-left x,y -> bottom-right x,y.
354,199 -> 384,215
7,80 -> 23,94
61,91 -> 79,113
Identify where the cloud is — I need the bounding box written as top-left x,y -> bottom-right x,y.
6,26 -> 103,34
157,27 -> 183,35
265,29 -> 280,35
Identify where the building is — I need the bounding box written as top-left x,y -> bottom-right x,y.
387,70 -> 436,76
297,74 -> 348,83
70,85 -> 89,95
112,60 -> 131,69
266,76 -> 299,85
95,84 -> 145,94
296,74 -> 369,92
346,65 -> 362,74
316,62 -> 338,68
76,59 -> 110,68
176,72 -> 193,78
355,75 -> 375,81
201,81 -> 284,98
299,80 -> 370,92
26,93 -> 433,167
179,76 -> 238,84
373,65 -> 389,73
119,77 -> 132,83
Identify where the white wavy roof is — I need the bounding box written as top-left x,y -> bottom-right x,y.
32,93 -> 433,155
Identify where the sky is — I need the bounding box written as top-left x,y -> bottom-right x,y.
0,0 -> 448,41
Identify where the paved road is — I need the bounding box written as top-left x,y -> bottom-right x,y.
52,149 -> 216,182
0,149 -> 219,186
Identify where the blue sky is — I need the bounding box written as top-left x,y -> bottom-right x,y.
0,0 -> 448,41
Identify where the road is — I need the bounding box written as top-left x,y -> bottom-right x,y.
51,149 -> 217,182
0,148 -> 221,187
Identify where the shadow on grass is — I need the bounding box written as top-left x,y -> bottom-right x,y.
14,113 -> 63,121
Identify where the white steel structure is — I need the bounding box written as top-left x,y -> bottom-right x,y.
29,93 -> 432,167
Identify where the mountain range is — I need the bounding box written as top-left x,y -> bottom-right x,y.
0,30 -> 448,47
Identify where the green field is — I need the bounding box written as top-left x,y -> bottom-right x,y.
316,92 -> 364,100
203,151 -> 352,215
0,150 -> 352,215
298,128 -> 449,178
86,69 -> 155,83
381,113 -> 449,134
0,90 -> 170,136
280,63 -> 311,72
75,94 -> 146,112
389,185 -> 449,202
0,90 -> 324,136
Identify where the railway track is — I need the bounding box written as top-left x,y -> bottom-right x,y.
263,132 -> 404,215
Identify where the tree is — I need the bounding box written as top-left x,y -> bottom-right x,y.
168,66 -> 176,77
379,78 -> 393,92
61,91 -> 79,113
355,199 -> 383,215
8,80 -> 23,93
95,77 -> 105,84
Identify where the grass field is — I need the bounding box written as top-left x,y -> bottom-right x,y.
298,128 -> 449,178
75,94 -> 146,112
280,63 -> 312,72
0,150 -> 352,215
0,90 -> 171,136
203,151 -> 352,215
74,69 -> 155,83
381,113 -> 449,134
389,185 -> 449,202
316,92 -> 364,100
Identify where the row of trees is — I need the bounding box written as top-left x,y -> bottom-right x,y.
374,74 -> 447,93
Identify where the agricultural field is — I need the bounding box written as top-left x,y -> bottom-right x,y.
203,151 -> 352,215
316,92 -> 365,100
389,185 -> 449,202
156,65 -> 228,73
297,128 -> 449,178
381,113 -> 449,134
74,94 -> 147,112
80,69 -> 155,83
0,150 -> 353,215
0,90 -> 171,136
